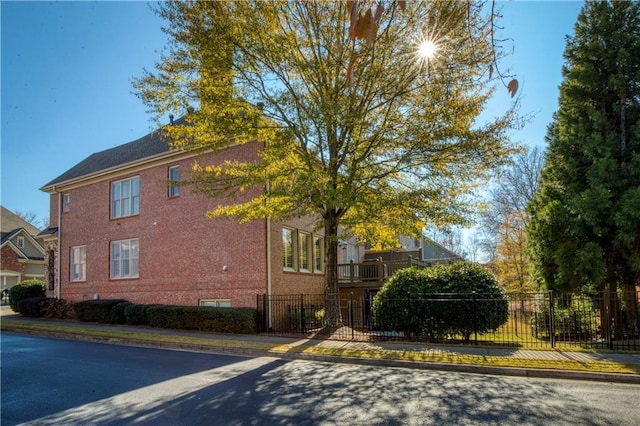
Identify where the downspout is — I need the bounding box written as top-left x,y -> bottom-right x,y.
55,187 -> 61,300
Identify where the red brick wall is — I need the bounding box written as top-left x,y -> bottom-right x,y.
1,245 -> 25,274
53,142 -> 324,307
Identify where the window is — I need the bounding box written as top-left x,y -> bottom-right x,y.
314,236 -> 324,273
299,232 -> 311,272
70,246 -> 86,282
168,166 -> 180,197
63,193 -> 70,212
199,299 -> 232,308
16,236 -> 25,249
110,238 -> 139,279
111,177 -> 139,218
282,228 -> 296,270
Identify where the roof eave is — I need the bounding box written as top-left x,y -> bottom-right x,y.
40,150 -> 185,193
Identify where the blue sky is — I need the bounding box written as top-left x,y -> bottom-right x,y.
1,1 -> 584,226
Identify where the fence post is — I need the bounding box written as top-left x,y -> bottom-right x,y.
350,298 -> 355,340
300,294 -> 305,333
257,294 -> 261,332
548,290 -> 555,349
472,291 -> 478,345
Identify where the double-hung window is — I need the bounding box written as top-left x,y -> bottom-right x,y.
314,236 -> 324,273
299,232 -> 311,272
110,238 -> 139,279
70,246 -> 86,282
282,228 -> 296,271
168,166 -> 180,197
63,193 -> 70,212
111,177 -> 139,218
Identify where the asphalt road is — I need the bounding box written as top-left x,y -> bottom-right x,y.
2,332 -> 638,425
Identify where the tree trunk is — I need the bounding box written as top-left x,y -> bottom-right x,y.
324,210 -> 342,330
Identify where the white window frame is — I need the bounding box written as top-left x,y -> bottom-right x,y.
282,227 -> 296,271
63,193 -> 70,212
110,238 -> 139,279
16,236 -> 25,249
168,166 -> 180,197
70,246 -> 86,282
313,236 -> 324,273
111,176 -> 140,219
199,299 -> 232,308
298,232 -> 312,272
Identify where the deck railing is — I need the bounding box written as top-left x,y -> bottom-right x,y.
337,257 -> 420,286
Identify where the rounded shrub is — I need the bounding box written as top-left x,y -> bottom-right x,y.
8,280 -> 45,313
16,296 -> 48,317
372,262 -> 508,340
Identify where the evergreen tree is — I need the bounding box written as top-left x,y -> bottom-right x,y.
527,1 -> 640,311
134,1 -> 518,327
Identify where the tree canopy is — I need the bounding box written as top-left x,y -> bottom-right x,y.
134,1 -> 519,325
527,0 -> 640,293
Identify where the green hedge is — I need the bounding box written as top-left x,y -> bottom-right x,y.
146,305 -> 257,334
123,303 -> 158,325
74,299 -> 129,323
9,280 -> 45,312
110,301 -> 133,324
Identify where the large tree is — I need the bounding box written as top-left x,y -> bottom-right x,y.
134,1 -> 518,327
527,1 -> 640,300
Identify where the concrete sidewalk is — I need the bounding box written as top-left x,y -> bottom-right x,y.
2,306 -> 639,384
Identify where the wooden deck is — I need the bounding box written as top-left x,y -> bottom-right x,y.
337,258 -> 423,288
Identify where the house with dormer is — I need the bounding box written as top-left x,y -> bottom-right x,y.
1,206 -> 45,291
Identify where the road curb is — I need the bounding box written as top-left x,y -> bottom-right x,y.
4,326 -> 639,385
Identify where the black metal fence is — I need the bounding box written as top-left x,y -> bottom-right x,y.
256,290 -> 640,350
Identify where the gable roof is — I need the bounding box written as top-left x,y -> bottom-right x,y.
1,227 -> 45,260
41,123 -> 175,190
1,206 -> 42,237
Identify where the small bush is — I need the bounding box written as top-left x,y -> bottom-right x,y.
9,280 -> 45,312
17,297 -> 48,317
124,303 -> 149,325
40,298 -> 76,319
110,301 -> 133,324
74,299 -> 129,323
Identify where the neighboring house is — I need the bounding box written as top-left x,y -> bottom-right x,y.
0,206 -> 46,290
40,123 -> 325,307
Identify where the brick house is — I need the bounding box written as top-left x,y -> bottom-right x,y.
40,124 -> 325,307
1,206 -> 46,291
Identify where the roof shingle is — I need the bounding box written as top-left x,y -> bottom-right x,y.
42,125 -> 172,188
